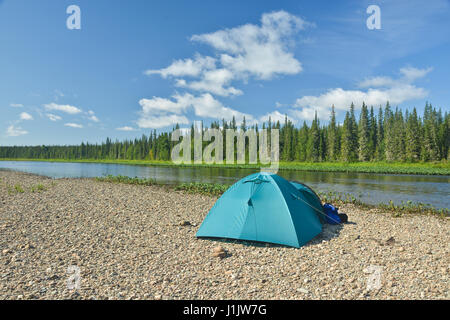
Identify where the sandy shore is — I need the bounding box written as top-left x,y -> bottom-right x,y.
0,169 -> 448,300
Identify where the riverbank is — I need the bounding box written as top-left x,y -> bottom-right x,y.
0,170 -> 448,300
1,158 -> 449,175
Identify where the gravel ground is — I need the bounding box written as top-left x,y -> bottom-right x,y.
0,169 -> 448,300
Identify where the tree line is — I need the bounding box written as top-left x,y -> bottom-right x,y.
1,102 -> 448,163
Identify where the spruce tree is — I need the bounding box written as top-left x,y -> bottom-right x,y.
341,103 -> 358,162
358,103 -> 371,161
369,106 -> 377,158
327,105 -> 338,161
376,107 -> 384,160
307,112 -> 321,161
405,107 -> 421,162
384,102 -> 396,161
295,121 -> 309,161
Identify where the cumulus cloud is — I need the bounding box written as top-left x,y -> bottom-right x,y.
191,10 -> 306,80
19,112 -> 33,121
145,54 -> 216,78
137,114 -> 190,129
46,114 -> 62,121
140,11 -> 308,127
44,103 -> 82,114
86,110 -> 99,122
146,10 -> 306,101
116,126 -> 137,131
6,125 -> 28,137
175,68 -> 243,97
64,123 -> 83,128
293,67 -> 431,120
137,93 -> 253,129
359,66 -> 433,88
259,110 -> 298,124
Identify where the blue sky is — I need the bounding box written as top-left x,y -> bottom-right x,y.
1,0 -> 449,146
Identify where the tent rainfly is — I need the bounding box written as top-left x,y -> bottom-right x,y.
196,172 -> 324,248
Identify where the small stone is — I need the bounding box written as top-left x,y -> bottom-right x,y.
385,237 -> 395,245
211,246 -> 227,258
212,251 -> 227,258
297,288 -> 309,294
179,221 -> 191,226
213,246 -> 225,253
2,249 -> 12,255
154,294 -> 162,300
398,247 -> 405,252
303,278 -> 310,284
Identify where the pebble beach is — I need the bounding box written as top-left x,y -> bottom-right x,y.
0,169 -> 448,300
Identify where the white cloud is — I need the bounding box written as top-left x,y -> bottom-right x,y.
293,67 -> 431,120
141,10 -> 309,126
64,123 -> 83,128
6,125 -> 28,137
88,115 -> 99,122
84,110 -> 99,122
84,112 -> 98,123
191,10 -> 306,80
175,68 -> 243,97
19,112 -> 33,121
46,113 -> 62,121
145,54 -> 216,78
137,114 -> 190,129
137,93 -> 253,129
116,126 -> 137,131
259,110 -> 297,124
10,103 -> 23,108
44,103 -> 82,114
359,66 -> 433,88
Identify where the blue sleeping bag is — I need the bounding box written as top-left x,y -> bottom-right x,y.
322,203 -> 341,225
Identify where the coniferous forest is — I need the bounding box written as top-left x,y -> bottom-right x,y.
1,102 -> 449,163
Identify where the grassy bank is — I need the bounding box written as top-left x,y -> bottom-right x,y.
1,158 -> 449,175
94,176 -> 449,217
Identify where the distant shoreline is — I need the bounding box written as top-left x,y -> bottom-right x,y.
0,158 -> 449,176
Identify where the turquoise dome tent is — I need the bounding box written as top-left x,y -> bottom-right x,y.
196,172 -> 324,248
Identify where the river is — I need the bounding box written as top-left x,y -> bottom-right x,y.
0,160 -> 448,209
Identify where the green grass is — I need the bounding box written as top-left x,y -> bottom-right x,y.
14,184 -> 24,193
93,175 -> 448,217
30,184 -> 47,193
7,184 -> 25,195
1,158 -> 449,175
174,181 -> 448,217
95,174 -> 156,186
5,183 -> 49,195
174,182 -> 230,196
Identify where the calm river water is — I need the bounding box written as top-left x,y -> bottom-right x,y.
0,161 -> 448,209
